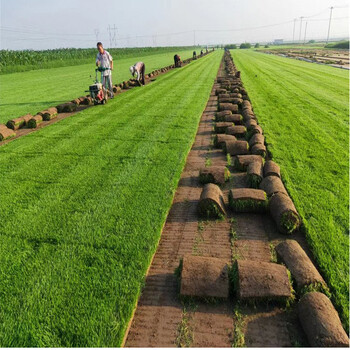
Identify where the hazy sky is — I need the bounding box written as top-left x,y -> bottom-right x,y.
0,0 -> 348,50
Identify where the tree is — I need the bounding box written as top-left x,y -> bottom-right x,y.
254,43 -> 260,48
239,43 -> 251,49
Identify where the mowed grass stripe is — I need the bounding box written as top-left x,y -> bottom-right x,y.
231,49 -> 349,328
0,50 -> 223,346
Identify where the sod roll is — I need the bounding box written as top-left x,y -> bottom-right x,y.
218,103 -> 238,113
39,107 -> 58,121
224,140 -> 249,156
225,114 -> 243,124
6,114 -> 32,130
260,176 -> 288,197
0,124 -> 16,141
214,134 -> 236,149
248,133 -> 264,148
215,122 -> 233,134
298,292 -> 349,347
56,103 -> 77,113
229,188 -> 268,213
215,110 -> 232,121
264,160 -> 281,178
215,88 -> 227,96
230,93 -> 243,99
269,193 -> 300,234
235,155 -> 263,171
199,166 -> 231,185
225,125 -> 246,137
198,183 -> 226,218
245,118 -> 258,131
27,114 -> 43,128
247,161 -> 263,188
250,124 -> 263,135
251,143 -> 266,158
276,240 -> 326,290
71,98 -> 81,105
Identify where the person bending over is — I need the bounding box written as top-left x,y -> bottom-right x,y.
174,54 -> 182,67
96,42 -> 114,98
129,62 -> 145,86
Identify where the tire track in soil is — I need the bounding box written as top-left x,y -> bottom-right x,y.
125,54 -> 310,347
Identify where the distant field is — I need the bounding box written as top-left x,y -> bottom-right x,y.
0,50 -> 222,346
0,48 -> 196,124
231,49 -> 349,329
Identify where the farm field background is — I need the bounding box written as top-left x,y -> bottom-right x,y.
231,49 -> 349,328
0,48 -> 197,124
0,50 -> 222,346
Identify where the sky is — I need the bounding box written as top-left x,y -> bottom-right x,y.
0,0 -> 349,50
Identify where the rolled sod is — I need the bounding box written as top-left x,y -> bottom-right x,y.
235,154 -> 264,171
113,86 -> 122,93
198,183 -> 226,218
27,114 -> 43,128
215,88 -> 227,96
225,125 -> 246,137
230,93 -> 243,99
225,114 -> 243,124
248,133 -> 264,148
215,122 -> 233,134
250,124 -> 263,135
229,188 -> 268,213
80,97 -> 93,106
39,107 -> 58,121
276,240 -> 326,290
180,255 -> 230,299
251,143 -> 266,158
215,110 -> 232,121
219,97 -> 242,104
298,292 -> 349,347
260,176 -> 288,197
247,161 -> 263,188
56,103 -> 77,113
269,193 -> 300,234
236,260 -> 292,300
264,160 -> 281,178
71,98 -> 81,105
6,114 -> 32,130
245,118 -> 257,130
218,103 -> 238,113
214,134 -> 236,149
218,93 -> 230,99
0,124 -> 16,141
199,166 -> 231,185
224,140 -> 249,156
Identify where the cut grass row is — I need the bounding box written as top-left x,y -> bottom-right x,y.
0,50 -> 223,346
0,48 -> 197,124
231,49 -> 349,330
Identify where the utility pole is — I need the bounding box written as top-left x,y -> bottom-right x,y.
292,18 -> 297,42
152,35 -> 157,47
326,6 -> 334,44
94,29 -> 99,42
107,25 -> 112,47
112,24 -> 117,47
303,21 -> 308,44
298,16 -> 304,43
193,30 -> 196,46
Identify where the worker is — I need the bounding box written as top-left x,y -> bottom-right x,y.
174,54 -> 182,67
95,42 -> 114,98
193,51 -> 197,60
200,49 -> 203,56
129,62 -> 145,86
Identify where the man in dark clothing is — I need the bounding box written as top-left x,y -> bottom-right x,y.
174,54 -> 182,67
193,51 -> 197,59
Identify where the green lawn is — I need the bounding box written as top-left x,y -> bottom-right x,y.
0,50 -> 222,346
0,48 -> 196,124
231,49 -> 349,329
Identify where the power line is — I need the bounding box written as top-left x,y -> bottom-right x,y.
326,7 -> 334,44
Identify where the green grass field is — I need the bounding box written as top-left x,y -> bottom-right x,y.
231,49 -> 349,329
0,48 -> 196,124
0,50 -> 222,346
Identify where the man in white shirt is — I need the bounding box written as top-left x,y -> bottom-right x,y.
96,42 -> 114,98
129,62 -> 145,86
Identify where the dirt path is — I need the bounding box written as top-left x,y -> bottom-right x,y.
123,52 -> 332,347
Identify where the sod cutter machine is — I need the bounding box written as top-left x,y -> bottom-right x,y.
87,67 -> 111,105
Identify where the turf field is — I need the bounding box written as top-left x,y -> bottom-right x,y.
231,49 -> 349,329
0,50 -> 222,346
0,48 -> 196,124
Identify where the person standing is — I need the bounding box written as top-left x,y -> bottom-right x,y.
129,62 -> 145,86
96,42 -> 114,98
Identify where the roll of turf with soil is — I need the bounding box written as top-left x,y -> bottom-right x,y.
260,176 -> 288,197
215,122 -> 233,134
248,133 -> 265,147
39,107 -> 58,121
215,110 -> 232,121
6,114 -> 32,130
298,292 -> 349,347
180,255 -> 230,299
235,260 -> 292,300
264,160 -> 281,178
198,183 -> 226,218
56,103 -> 77,113
247,161 -> 263,188
214,134 -> 236,149
27,114 -> 43,128
251,143 -> 266,158
250,124 -> 263,135
269,193 -> 300,234
224,140 -> 249,156
199,166 -> 231,185
234,154 -> 264,171
225,125 -> 246,137
225,114 -> 243,124
230,93 -> 243,99
215,88 -> 227,96
0,124 -> 16,141
245,118 -> 257,130
218,103 -> 238,113
276,240 -> 326,290
229,188 -> 268,213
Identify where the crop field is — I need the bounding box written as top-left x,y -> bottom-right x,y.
0,48 -> 196,124
0,50 -> 222,346
231,49 -> 349,328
